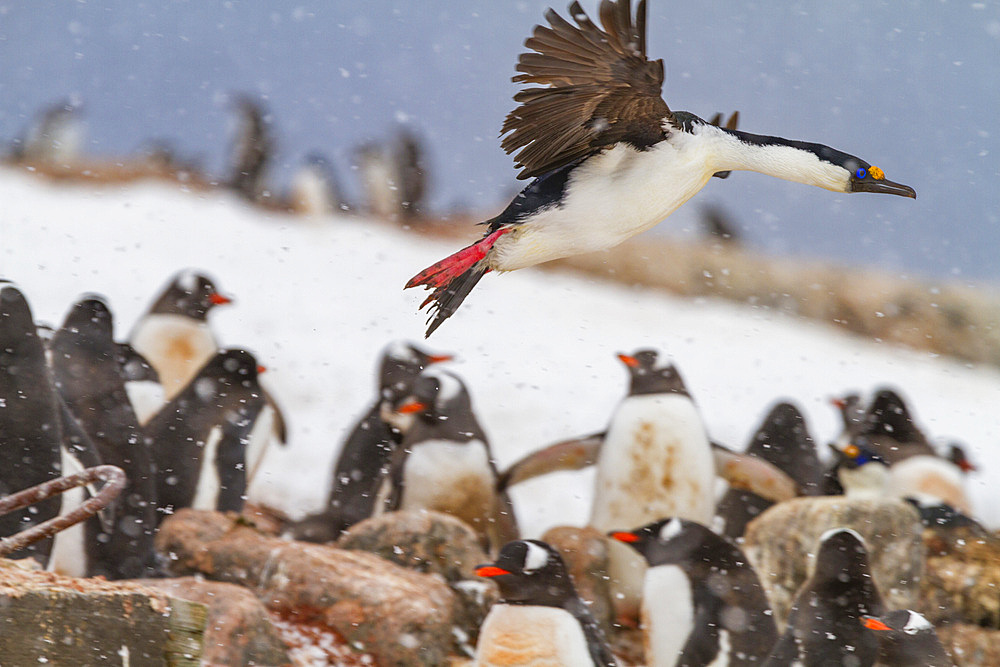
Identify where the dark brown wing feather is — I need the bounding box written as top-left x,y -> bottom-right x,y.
501,0 -> 675,180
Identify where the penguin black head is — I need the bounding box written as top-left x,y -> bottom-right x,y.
476,539 -> 577,608
948,443 -> 977,474
148,270 -> 232,321
394,367 -> 469,420
610,517 -> 713,567
832,441 -> 888,471
196,349 -> 265,399
115,342 -> 160,383
379,340 -> 452,401
861,610 -> 953,666
617,348 -> 688,396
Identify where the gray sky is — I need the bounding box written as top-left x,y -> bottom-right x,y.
1,1 -> 997,281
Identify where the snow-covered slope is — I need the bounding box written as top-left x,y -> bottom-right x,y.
3,170 -> 998,533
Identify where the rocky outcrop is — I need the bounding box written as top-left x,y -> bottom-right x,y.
743,496 -> 924,628
338,509 -> 498,653
0,558 -> 205,665
937,623 -> 1000,666
919,528 -> 1000,628
139,576 -> 291,667
156,508 -> 458,666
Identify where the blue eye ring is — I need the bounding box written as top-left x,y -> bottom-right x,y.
856,167 -> 867,179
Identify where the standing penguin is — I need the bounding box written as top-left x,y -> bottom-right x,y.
129,270 -> 232,408
0,285 -> 64,565
612,518 -> 777,666
590,349 -> 715,619
716,401 -> 822,540
861,610 -> 954,667
474,539 -> 617,667
293,341 -> 451,542
383,367 -> 518,550
145,349 -> 267,524
763,528 -> 883,666
48,297 -> 158,579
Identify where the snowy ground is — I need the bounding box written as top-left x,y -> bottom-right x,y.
3,169 -> 998,534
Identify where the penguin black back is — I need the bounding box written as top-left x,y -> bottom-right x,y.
613,518 -> 777,665
0,286 -> 63,563
146,271 -> 229,321
765,528 -> 883,666
50,297 -> 158,578
146,348 -> 266,523
717,402 -> 822,539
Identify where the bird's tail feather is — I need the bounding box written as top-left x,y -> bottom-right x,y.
405,227 -> 509,337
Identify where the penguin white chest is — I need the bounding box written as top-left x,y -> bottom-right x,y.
130,313 -> 217,400
475,604 -> 593,667
400,439 -> 494,528
642,565 -> 694,667
590,394 -> 715,531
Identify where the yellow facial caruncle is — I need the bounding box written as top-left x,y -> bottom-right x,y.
868,165 -> 885,180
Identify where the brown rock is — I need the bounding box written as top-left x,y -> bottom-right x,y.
139,577 -> 291,666
338,509 -> 498,654
936,623 -> 1000,666
541,525 -> 615,634
156,508 -> 458,666
743,496 -> 924,628
919,528 -> 1000,627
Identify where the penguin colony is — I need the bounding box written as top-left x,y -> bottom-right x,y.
2,271 -> 971,664
0,271 -> 283,579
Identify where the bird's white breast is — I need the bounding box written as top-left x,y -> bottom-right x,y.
885,455 -> 971,513
190,425 -> 223,511
491,136 -> 715,271
130,313 -> 217,402
590,393 -> 715,531
642,564 -> 694,667
400,439 -> 495,527
475,604 -> 593,667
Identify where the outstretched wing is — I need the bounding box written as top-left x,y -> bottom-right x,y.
501,0 -> 675,180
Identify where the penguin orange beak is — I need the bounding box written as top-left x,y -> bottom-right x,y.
830,397 -> 846,410
209,293 -> 233,306
617,353 -> 639,368
427,354 -> 453,364
609,531 -> 639,543
861,616 -> 891,632
397,400 -> 427,415
957,459 -> 977,473
256,365 -> 267,374
476,565 -> 510,578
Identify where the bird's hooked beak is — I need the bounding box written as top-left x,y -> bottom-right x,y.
850,165 -> 916,198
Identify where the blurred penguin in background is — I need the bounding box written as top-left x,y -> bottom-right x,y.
289,152 -> 346,217
9,99 -> 85,166
227,94 -> 274,203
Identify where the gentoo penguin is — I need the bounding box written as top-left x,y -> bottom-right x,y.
293,341 -> 452,542
0,285 -> 63,565
355,141 -> 401,220
611,518 -> 777,666
227,94 -> 274,202
130,270 -> 287,480
831,442 -> 891,500
904,497 -> 988,535
288,152 -> 346,217
395,128 -> 427,219
474,539 -> 618,667
716,401 -> 822,540
830,391 -> 866,449
48,297 -> 158,579
856,389 -> 935,464
763,528 -> 883,667
405,0 -> 915,336
12,99 -> 84,165
590,349 -> 715,618
383,367 -> 518,551
129,270 -> 232,406
145,349 -> 267,524
862,610 -> 954,667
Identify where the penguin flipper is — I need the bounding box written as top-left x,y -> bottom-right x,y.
712,443 -> 800,503
263,388 -> 288,444
497,432 -> 605,491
